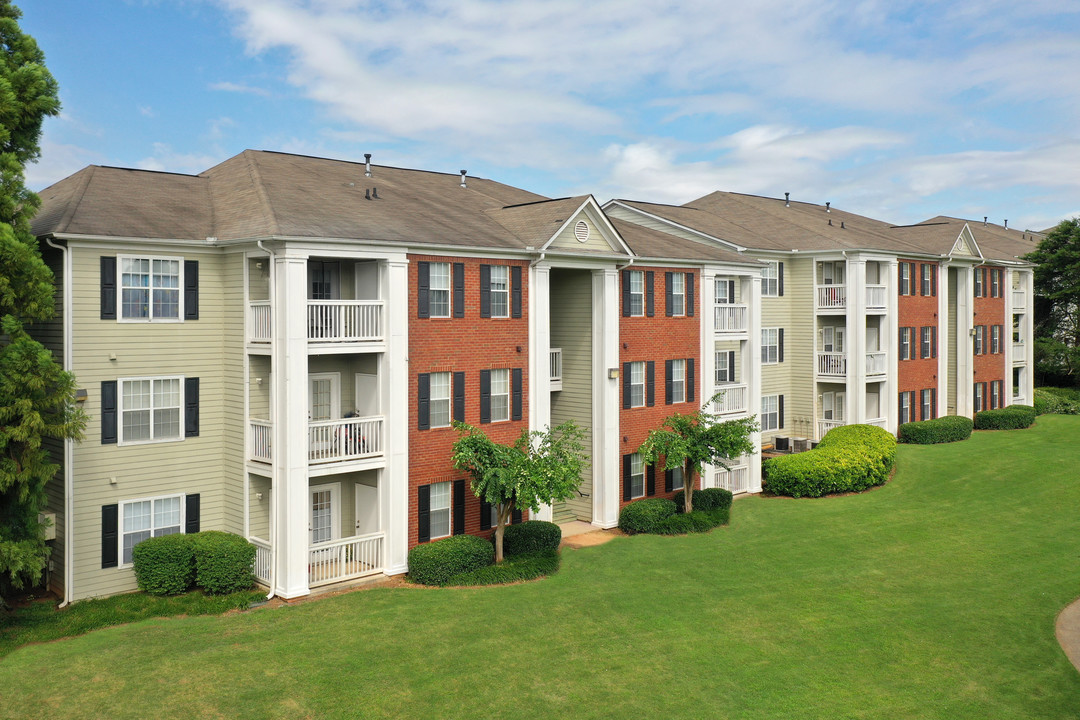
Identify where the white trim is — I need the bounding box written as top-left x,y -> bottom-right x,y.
118,493 -> 186,568
116,375 -> 186,446
115,254 -> 185,323
308,372 -> 341,421
602,200 -> 746,252
309,482 -> 342,544
541,197 -> 635,256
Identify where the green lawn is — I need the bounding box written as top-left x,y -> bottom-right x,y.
2,417 -> 1079,719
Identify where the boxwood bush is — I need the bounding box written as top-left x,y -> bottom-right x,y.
654,507 -> 730,535
132,534 -> 195,596
408,534 -> 494,586
764,424 -> 897,498
974,404 -> 1036,430
445,550 -> 559,586
193,531 -> 256,595
502,521 -> 561,557
618,498 -> 677,535
899,415 -> 973,444
672,487 -> 734,512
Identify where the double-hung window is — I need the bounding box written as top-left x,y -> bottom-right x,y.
974,325 -> 985,355
429,372 -> 451,428
899,263 -> 912,296
121,495 -> 182,564
921,389 -> 934,420
762,261 -> 781,297
900,327 -> 913,361
670,466 -> 685,491
428,262 -> 451,317
899,391 -> 914,424
628,271 -> 644,316
974,383 -> 985,412
761,395 -> 780,431
629,361 -> 645,408
990,269 -> 1001,298
990,325 -> 1001,354
761,328 -> 780,364
489,266 -> 509,317
120,377 -> 182,444
629,453 -> 645,499
920,326 -> 935,359
670,359 -> 686,403
921,264 -> 935,296
715,351 -> 734,384
670,273 -> 685,316
490,369 -> 510,422
428,482 -> 451,539
990,380 -> 1001,410
120,256 -> 181,320
973,268 -> 985,297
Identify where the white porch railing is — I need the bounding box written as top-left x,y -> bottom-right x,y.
713,383 -> 748,414
1013,343 -> 1025,362
866,351 -> 887,376
866,285 -> 887,309
714,465 -> 749,494
250,419 -> 272,463
308,300 -> 384,343
817,352 -> 847,376
818,419 -> 845,438
714,304 -> 749,333
550,348 -> 562,391
249,301 -> 272,343
308,415 -> 384,464
817,285 -> 846,310
1012,289 -> 1025,309
251,537 -> 271,584
866,418 -> 887,428
309,532 -> 385,587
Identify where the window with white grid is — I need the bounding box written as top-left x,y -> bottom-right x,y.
429,482 -> 451,539
121,495 -> 182,564
430,372 -> 451,428
120,377 -> 182,444
490,266 -> 509,317
120,256 -> 181,320
490,369 -> 510,422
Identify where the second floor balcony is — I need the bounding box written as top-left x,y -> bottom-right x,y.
712,383 -> 748,415
816,284 -> 888,312
714,304 -> 749,334
248,300 -> 385,345
249,415 -> 385,467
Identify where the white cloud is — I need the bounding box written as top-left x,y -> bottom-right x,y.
26,137 -> 103,191
209,80 -> 272,97
139,106 -> 157,118
136,142 -> 223,175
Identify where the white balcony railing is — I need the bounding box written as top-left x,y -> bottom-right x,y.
550,348 -> 562,391
250,419 -> 273,463
713,383 -> 748,414
714,465 -> 750,494
308,300 -> 384,343
308,416 -> 384,464
866,351 -> 887,376
251,537 -> 271,584
1013,343 -> 1026,362
817,285 -> 846,310
309,532 -> 385,587
866,285 -> 887,309
249,301 -> 272,343
818,419 -> 845,438
817,352 -> 847,376
866,418 -> 887,428
1012,289 -> 1025,309
714,304 -> 749,333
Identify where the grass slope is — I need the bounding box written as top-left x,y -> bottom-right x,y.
2,417 -> 1079,719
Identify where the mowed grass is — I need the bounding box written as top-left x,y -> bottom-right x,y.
2,416 -> 1080,719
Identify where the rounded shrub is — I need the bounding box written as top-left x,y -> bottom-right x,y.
408,534 -> 494,586
764,424 -> 897,498
618,498 -> 677,534
502,521 -> 561,557
673,487 -> 734,512
192,531 -> 257,595
899,415 -> 973,444
132,534 -> 196,596
974,405 -> 1036,430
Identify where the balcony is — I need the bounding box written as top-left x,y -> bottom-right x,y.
712,383 -> 748,415
249,300 -> 272,343
714,465 -> 750,494
866,285 -> 887,310
1012,289 -> 1026,309
247,300 -> 385,344
250,533 -> 386,588
249,415 -> 385,466
866,351 -> 887,377
550,348 -> 562,391
714,304 -> 749,334
818,418 -> 845,438
816,285 -> 846,311
817,352 -> 847,377
1013,342 -> 1026,363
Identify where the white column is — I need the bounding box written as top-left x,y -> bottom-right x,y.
1004,268 -> 1015,406
701,269 -> 716,410
382,259 -> 410,574
937,263 -> 949,417
746,275 -> 763,493
884,259 -> 900,433
1024,270 -> 1035,401
956,266 -> 975,417
592,268 -> 621,528
529,264 -> 553,522
848,258 -> 867,423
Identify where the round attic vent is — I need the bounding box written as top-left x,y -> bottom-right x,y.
574,220 -> 590,243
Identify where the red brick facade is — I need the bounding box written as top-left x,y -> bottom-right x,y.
897,259 -> 941,420
972,265 -> 1007,409
407,254 -> 530,548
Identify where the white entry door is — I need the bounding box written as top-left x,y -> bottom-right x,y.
355,482 -> 379,536
310,484 -> 340,544
309,373 -> 340,457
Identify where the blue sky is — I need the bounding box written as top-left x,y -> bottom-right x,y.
21,0 -> 1080,230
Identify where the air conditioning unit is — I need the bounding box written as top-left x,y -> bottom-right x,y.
791,437 -> 810,452
774,436 -> 790,452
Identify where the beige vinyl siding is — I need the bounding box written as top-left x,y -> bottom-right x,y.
308,355 -> 379,416
548,215 -> 613,254
220,252 -> 245,535
759,257 -> 813,444
948,269 -> 958,414
248,355 -> 272,420
549,269 -> 593,523
248,473 -> 271,539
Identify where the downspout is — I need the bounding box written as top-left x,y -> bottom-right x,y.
257,240 -> 277,600
45,238 -> 74,608
616,257 -> 635,272
529,250 -> 546,268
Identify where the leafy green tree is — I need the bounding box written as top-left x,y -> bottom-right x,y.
0,1 -> 84,604
638,394 -> 757,513
1025,218 -> 1080,384
451,421 -> 586,562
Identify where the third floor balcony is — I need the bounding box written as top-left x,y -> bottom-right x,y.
248,300 -> 385,345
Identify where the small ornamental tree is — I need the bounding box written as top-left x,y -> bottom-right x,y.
638,393 -> 757,513
451,420 -> 586,562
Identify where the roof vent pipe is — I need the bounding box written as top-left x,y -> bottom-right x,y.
841,221 -> 845,229
364,153 -> 372,177
984,216 -> 988,226
828,219 -> 833,226
1004,219 -> 1008,229
365,188 -> 371,200
784,192 -> 790,207
460,170 -> 468,188
372,187 -> 379,199
825,201 -> 831,213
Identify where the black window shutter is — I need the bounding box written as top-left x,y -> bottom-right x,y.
729,280 -> 736,305
623,454 -> 632,501
778,395 -> 785,429
511,265 -> 522,318
646,271 -> 655,317
512,368 -> 523,421
778,328 -> 785,363
184,260 -> 199,320
480,501 -> 492,530
101,504 -> 118,569
417,486 -> 430,543
665,272 -> 674,316
687,273 -> 695,316
453,372 -> 465,423
687,358 -> 695,402
622,362 -> 631,409
932,327 -> 938,358
646,361 -> 655,407
778,262 -> 784,296
184,377 -> 200,437
100,257 -> 117,319
417,374 -> 430,430
728,351 -> 737,382
665,360 -> 674,405
479,370 -> 491,424
898,392 -> 905,423
622,271 -> 631,317
664,468 -> 673,493
932,265 -> 938,296
480,265 -> 492,318
932,388 -> 937,419
453,263 -> 465,318
983,268 -> 988,297
512,507 -> 523,525
647,465 -> 656,496
101,380 -> 118,444
417,262 -> 430,318
185,494 -> 200,534
453,480 -> 465,535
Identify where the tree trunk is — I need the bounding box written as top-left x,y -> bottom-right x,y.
684,462 -> 694,513
494,504 -> 512,563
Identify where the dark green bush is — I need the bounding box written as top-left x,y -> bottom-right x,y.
764,424 -> 897,498
408,534 -> 494,586
653,507 -> 729,535
1034,387 -> 1080,415
502,521 -> 561,557
618,498 -> 678,534
192,531 -> 256,595
131,534 -> 195,596
899,415 -> 973,444
445,550 -> 559,586
672,487 -> 734,512
974,405 -> 1036,430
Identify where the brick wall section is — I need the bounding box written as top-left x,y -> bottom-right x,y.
898,260 -> 941,419
618,266 -> 701,510
407,254 -> 530,549
973,265 -> 1007,405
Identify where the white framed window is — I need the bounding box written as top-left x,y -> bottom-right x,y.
119,376 -> 183,444
762,261 -> 781,297
629,270 -> 644,316
921,389 -> 934,420
974,325 -> 985,355
670,466 -> 684,491
429,262 -> 451,317
899,262 -> 911,296
991,325 -> 1001,354
820,326 -> 844,352
921,264 -> 934,296
821,261 -> 844,285
121,494 -> 183,565
430,372 -> 451,428
990,381 -> 1001,410
490,369 -> 510,422
715,277 -> 732,304
761,394 -> 779,431
630,453 -> 644,499
715,351 -> 733,384
761,328 -> 780,364
310,483 -> 341,544
429,482 -> 451,539
629,361 -> 645,408
119,255 -> 182,321
490,266 -> 509,318
670,359 -> 686,403
991,269 -> 1001,298
670,273 -> 685,316
822,391 -> 845,421
973,268 -> 985,297
899,391 -> 913,424
900,327 -> 913,360
920,327 -> 933,359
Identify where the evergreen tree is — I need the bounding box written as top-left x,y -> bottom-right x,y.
1024,218 -> 1080,385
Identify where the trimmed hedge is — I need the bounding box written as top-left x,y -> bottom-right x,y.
445,550 -> 559,586
1034,387 -> 1080,415
974,404 -> 1036,430
899,415 -> 973,444
408,534 -> 494,586
132,534 -> 196,596
193,531 -> 256,595
502,521 -> 561,557
618,498 -> 677,535
672,487 -> 734,512
764,424 -> 897,498
654,507 -> 730,535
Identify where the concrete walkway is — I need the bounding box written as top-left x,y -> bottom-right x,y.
558,520 -> 621,550
1056,596 -> 1080,674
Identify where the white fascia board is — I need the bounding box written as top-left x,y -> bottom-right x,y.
539,196 -> 634,256
602,200 -> 746,252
